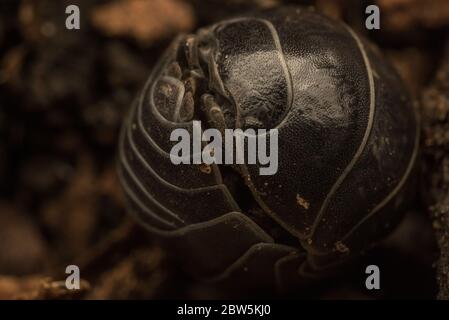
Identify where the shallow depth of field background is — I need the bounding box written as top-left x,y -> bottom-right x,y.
1,0 -> 449,299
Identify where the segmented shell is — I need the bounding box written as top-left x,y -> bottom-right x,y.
118,7 -> 419,292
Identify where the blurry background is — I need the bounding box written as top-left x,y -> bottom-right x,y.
0,0 -> 448,299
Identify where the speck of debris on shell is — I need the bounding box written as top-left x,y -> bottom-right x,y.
198,163 -> 211,174
335,241 -> 350,254
296,194 -> 310,210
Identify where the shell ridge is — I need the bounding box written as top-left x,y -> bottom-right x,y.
118,124 -> 184,226
258,18 -> 294,129
117,165 -> 180,229
341,114 -> 420,242
119,131 -> 186,224
126,115 -> 230,194
137,79 -> 226,187
205,242 -> 294,283
231,19 -> 300,238
308,24 -> 377,240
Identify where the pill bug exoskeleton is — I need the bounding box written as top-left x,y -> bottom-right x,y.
118,7 -> 419,292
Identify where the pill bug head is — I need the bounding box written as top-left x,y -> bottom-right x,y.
154,16 -> 295,132
118,7 -> 419,291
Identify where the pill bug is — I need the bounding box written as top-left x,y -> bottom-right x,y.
117,7 -> 419,293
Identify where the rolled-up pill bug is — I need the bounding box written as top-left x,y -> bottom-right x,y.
117,6 -> 419,293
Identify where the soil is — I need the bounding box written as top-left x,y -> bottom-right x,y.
0,0 -> 448,299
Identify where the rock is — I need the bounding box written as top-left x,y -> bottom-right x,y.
91,0 -> 195,44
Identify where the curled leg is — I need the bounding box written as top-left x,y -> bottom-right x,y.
201,94 -> 226,134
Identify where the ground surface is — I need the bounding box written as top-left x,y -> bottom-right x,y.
0,0 -> 448,299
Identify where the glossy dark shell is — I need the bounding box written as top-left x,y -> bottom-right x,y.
118,7 -> 419,292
